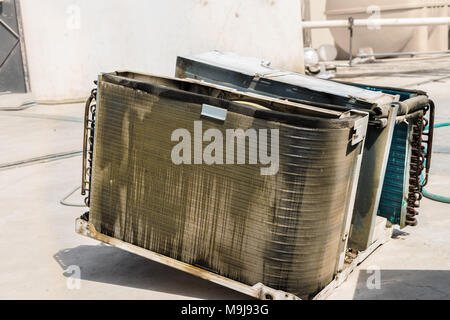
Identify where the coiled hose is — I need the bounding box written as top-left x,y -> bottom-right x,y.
422,122 -> 450,204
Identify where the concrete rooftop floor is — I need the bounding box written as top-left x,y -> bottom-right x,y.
0,73 -> 449,300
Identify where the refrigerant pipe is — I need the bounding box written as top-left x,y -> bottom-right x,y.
422,122 -> 450,204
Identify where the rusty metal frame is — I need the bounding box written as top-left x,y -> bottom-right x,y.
75,217 -> 392,300
75,218 -> 300,301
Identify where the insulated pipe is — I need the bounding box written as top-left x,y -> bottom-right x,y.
398,96 -> 431,116
370,96 -> 430,127
301,17 -> 450,29
394,109 -> 424,124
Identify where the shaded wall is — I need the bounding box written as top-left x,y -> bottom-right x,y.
20,0 -> 305,101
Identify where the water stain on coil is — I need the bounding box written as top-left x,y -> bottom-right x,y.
89,73 -> 362,299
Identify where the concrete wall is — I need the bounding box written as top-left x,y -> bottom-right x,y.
309,0 -> 335,49
19,0 -> 304,101
308,0 -> 449,55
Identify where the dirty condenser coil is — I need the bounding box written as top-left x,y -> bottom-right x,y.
79,71 -> 369,299
175,51 -> 434,251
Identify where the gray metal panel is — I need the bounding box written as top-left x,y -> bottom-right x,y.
0,40 -> 25,92
0,0 -> 20,34
178,51 -> 395,105
348,105 -> 399,250
0,0 -> 27,93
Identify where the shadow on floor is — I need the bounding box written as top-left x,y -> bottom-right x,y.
391,229 -> 409,239
53,244 -> 251,300
353,269 -> 450,300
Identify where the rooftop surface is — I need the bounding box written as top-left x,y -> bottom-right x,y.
0,71 -> 449,300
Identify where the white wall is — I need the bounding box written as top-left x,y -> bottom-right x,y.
309,0 -> 334,49
19,0 -> 304,101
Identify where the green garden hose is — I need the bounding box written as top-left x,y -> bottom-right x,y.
423,122 -> 450,204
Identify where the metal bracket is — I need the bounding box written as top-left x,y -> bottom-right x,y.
201,104 -> 227,121
250,283 -> 300,300
351,110 -> 369,146
348,104 -> 399,251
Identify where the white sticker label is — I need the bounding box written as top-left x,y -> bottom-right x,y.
201,104 -> 227,121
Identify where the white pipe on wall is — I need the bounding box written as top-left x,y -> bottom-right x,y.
302,17 -> 450,29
